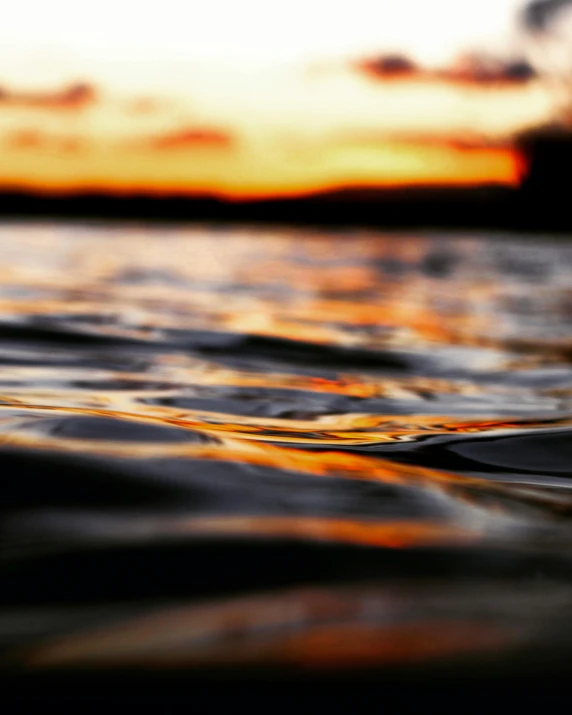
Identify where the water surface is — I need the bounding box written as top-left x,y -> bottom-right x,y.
1,224 -> 572,690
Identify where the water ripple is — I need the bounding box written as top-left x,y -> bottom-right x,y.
1,224 -> 572,680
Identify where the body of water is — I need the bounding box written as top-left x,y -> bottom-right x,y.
1,224 -> 572,697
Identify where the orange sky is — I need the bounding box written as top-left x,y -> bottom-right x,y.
0,0 -> 561,197
0,70 -> 548,198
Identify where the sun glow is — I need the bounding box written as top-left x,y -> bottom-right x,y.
0,0 -> 549,194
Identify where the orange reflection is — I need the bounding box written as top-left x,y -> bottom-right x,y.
175,515 -> 479,548
25,618 -> 516,671
22,586 -> 523,671
3,402 -> 571,520
273,621 -> 515,669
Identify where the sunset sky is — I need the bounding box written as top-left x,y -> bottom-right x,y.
0,0 -> 528,88
0,0 -> 567,198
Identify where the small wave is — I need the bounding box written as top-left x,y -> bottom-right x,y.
0,224 -> 571,682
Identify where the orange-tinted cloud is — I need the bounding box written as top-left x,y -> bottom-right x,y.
440,55 -> 537,87
5,130 -> 85,154
147,127 -> 235,151
357,54 -> 419,81
0,82 -> 97,110
357,53 -> 537,87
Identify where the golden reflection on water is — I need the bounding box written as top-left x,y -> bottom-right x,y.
0,225 -> 569,350
0,227 -> 571,510
22,581 -> 572,672
2,224 -> 572,674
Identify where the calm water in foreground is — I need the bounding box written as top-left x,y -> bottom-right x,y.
1,223 -> 572,690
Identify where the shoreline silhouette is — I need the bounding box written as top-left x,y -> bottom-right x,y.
0,130 -> 569,232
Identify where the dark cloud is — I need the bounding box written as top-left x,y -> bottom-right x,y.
357,54 -> 419,80
522,0 -> 572,32
356,51 -> 536,86
440,54 -> 537,85
502,60 -> 537,82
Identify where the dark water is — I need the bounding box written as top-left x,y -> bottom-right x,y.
1,224 -> 572,700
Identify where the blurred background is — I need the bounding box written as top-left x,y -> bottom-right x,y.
0,0 -> 570,226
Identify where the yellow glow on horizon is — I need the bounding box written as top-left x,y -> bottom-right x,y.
0,133 -> 521,199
